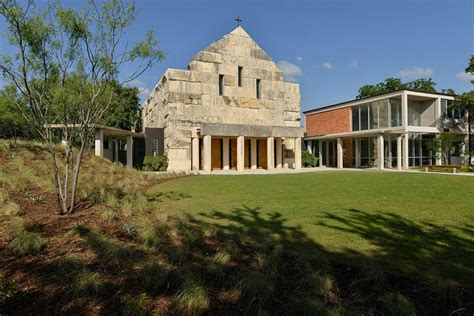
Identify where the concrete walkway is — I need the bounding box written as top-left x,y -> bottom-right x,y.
198,166 -> 474,176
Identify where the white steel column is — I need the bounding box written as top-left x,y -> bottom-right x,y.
403,133 -> 409,169
397,135 -> 402,170
237,136 -> 245,171
336,138 -> 343,169
377,134 -> 384,170
222,137 -> 230,170
294,137 -> 302,169
126,135 -> 133,168
401,91 -> 408,128
387,136 -> 392,168
192,137 -> 200,171
267,136 -> 274,169
318,140 -> 323,167
250,138 -> 257,169
307,140 -> 313,154
355,138 -> 361,168
203,135 -> 212,172
275,138 -> 283,168
95,129 -> 104,157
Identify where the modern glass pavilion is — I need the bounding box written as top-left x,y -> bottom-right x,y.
303,89 -> 468,169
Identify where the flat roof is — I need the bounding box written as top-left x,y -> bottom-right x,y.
303,89 -> 455,115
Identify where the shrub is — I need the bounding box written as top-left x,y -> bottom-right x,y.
176,274 -> 210,314
459,165 -> 473,172
302,151 -> 318,167
9,231 -> 47,255
143,155 -> 168,172
71,269 -> 105,297
121,223 -> 137,237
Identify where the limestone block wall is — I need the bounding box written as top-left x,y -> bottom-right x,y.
142,26 -> 301,171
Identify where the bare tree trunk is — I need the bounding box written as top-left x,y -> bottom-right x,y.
68,141 -> 86,214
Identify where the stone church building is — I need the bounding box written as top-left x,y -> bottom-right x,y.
141,26 -> 303,172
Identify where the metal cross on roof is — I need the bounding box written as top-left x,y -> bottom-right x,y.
235,16 -> 242,27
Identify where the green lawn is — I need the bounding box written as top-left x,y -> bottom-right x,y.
154,171 -> 474,286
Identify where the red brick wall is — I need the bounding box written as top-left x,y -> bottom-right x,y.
343,138 -> 352,167
305,107 -> 351,136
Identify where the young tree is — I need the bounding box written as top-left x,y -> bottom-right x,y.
427,133 -> 463,165
450,58 -> 474,165
0,0 -> 164,214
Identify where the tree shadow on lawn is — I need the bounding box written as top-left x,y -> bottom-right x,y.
315,208 -> 474,287
2,206 -> 474,315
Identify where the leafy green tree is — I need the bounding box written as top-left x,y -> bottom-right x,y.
101,81 -> 141,131
0,0 -> 164,215
0,85 -> 30,139
427,133 -> 464,165
466,55 -> 474,84
357,77 -> 406,99
406,78 -> 437,93
357,77 -> 440,99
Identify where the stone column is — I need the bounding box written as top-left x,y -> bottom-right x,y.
267,136 -> 274,169
222,138 -> 230,170
397,135 -> 402,170
355,138 -> 361,168
250,138 -> 257,169
114,139 -> 119,162
275,138 -> 283,168
294,137 -> 301,169
318,140 -> 323,167
237,136 -> 245,171
192,137 -> 200,171
377,134 -> 384,170
126,135 -> 133,169
401,91 -> 408,128
95,129 -> 104,157
403,133 -> 409,169
203,135 -> 212,172
307,140 -> 313,154
337,138 -> 343,169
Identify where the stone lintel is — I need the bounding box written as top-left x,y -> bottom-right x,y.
200,123 -> 303,138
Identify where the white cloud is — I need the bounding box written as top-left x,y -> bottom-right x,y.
398,67 -> 433,79
296,56 -> 303,62
277,60 -> 302,82
322,62 -> 334,70
128,79 -> 152,101
348,60 -> 358,68
456,71 -> 474,82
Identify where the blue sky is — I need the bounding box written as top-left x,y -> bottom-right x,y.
1,0 -> 473,111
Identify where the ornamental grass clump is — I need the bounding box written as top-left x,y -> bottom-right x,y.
176,274 -> 210,314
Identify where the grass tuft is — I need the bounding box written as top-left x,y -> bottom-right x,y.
9,231 -> 47,255
176,274 -> 210,314
136,261 -> 168,294
381,292 -> 416,316
71,269 -> 105,297
83,231 -> 133,269
100,209 -> 118,222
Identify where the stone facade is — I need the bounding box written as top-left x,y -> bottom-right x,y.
305,107 -> 351,136
142,26 -> 303,171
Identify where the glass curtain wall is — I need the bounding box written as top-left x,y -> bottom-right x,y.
407,134 -> 436,166
352,98 -> 402,131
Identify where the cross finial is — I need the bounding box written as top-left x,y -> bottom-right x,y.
235,16 -> 242,27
